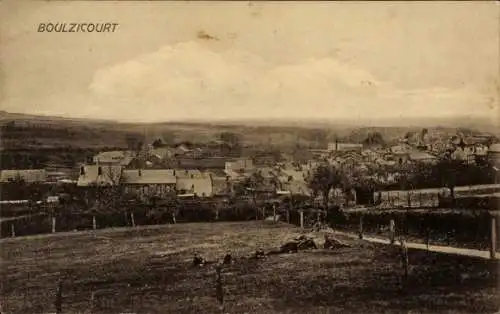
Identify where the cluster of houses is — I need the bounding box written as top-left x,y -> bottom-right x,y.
1,132 -> 499,206
76,155 -> 314,201
70,134 -> 500,202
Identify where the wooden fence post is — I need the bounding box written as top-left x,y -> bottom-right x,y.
92,216 -> 97,230
90,291 -> 96,312
215,265 -> 224,313
52,216 -> 56,233
358,215 -> 364,239
399,238 -> 409,290
273,203 -> 277,223
11,223 -> 15,237
299,210 -> 304,229
23,274 -> 28,308
389,219 -> 395,244
130,212 -> 135,227
55,280 -> 62,314
491,215 -> 497,260
425,215 -> 430,250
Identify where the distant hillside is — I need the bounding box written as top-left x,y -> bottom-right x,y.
0,110 -> 497,151
0,110 -> 119,125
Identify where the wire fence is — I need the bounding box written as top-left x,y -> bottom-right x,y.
2,201 -> 498,255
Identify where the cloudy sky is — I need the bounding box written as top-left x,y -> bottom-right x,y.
0,1 -> 498,123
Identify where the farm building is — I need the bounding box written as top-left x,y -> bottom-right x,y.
0,169 -> 47,183
122,169 -> 177,200
175,169 -> 213,197
77,165 -> 123,186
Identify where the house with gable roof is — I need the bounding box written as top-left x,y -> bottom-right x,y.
122,169 -> 177,200
77,164 -> 124,187
175,169 -> 213,197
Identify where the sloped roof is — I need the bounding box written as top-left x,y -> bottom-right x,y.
408,150 -> 437,161
174,169 -> 205,178
390,144 -> 412,154
176,145 -> 191,152
338,151 -> 364,163
207,169 -> 228,179
253,167 -> 277,178
374,158 -> 396,166
119,156 -> 136,166
123,169 -> 176,184
463,136 -> 489,145
211,178 -> 230,195
0,169 -> 47,183
224,169 -> 242,180
77,165 -> 123,186
337,143 -> 363,149
94,151 -> 135,163
176,176 -> 213,197
489,144 -> 500,153
150,147 -> 175,159
282,169 -> 308,182
283,181 -> 311,196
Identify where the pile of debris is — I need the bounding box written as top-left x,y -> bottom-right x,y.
322,233 -> 352,249
265,232 -> 352,256
192,253 -> 233,267
191,232 -> 352,266
283,233 -> 351,251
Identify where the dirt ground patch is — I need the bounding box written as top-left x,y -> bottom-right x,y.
1,221 -> 499,313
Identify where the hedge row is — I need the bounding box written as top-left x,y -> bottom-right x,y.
327,210 -> 499,250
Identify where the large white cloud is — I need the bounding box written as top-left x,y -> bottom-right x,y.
87,41 -> 495,122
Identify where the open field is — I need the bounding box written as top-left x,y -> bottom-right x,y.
2,110 -> 497,151
1,221 -> 499,314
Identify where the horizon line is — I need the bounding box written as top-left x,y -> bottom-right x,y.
0,110 -> 495,127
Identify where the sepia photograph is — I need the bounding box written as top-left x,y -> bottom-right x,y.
0,1 -> 499,313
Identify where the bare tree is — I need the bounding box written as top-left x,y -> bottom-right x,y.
85,166 -> 129,216
219,132 -> 242,155
435,157 -> 463,203
307,163 -> 344,211
363,131 -> 385,147
125,133 -> 145,151
234,171 -> 266,218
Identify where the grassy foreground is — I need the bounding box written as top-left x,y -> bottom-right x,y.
1,221 -> 499,314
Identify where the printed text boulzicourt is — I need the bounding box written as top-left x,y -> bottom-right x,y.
38,23 -> 119,33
